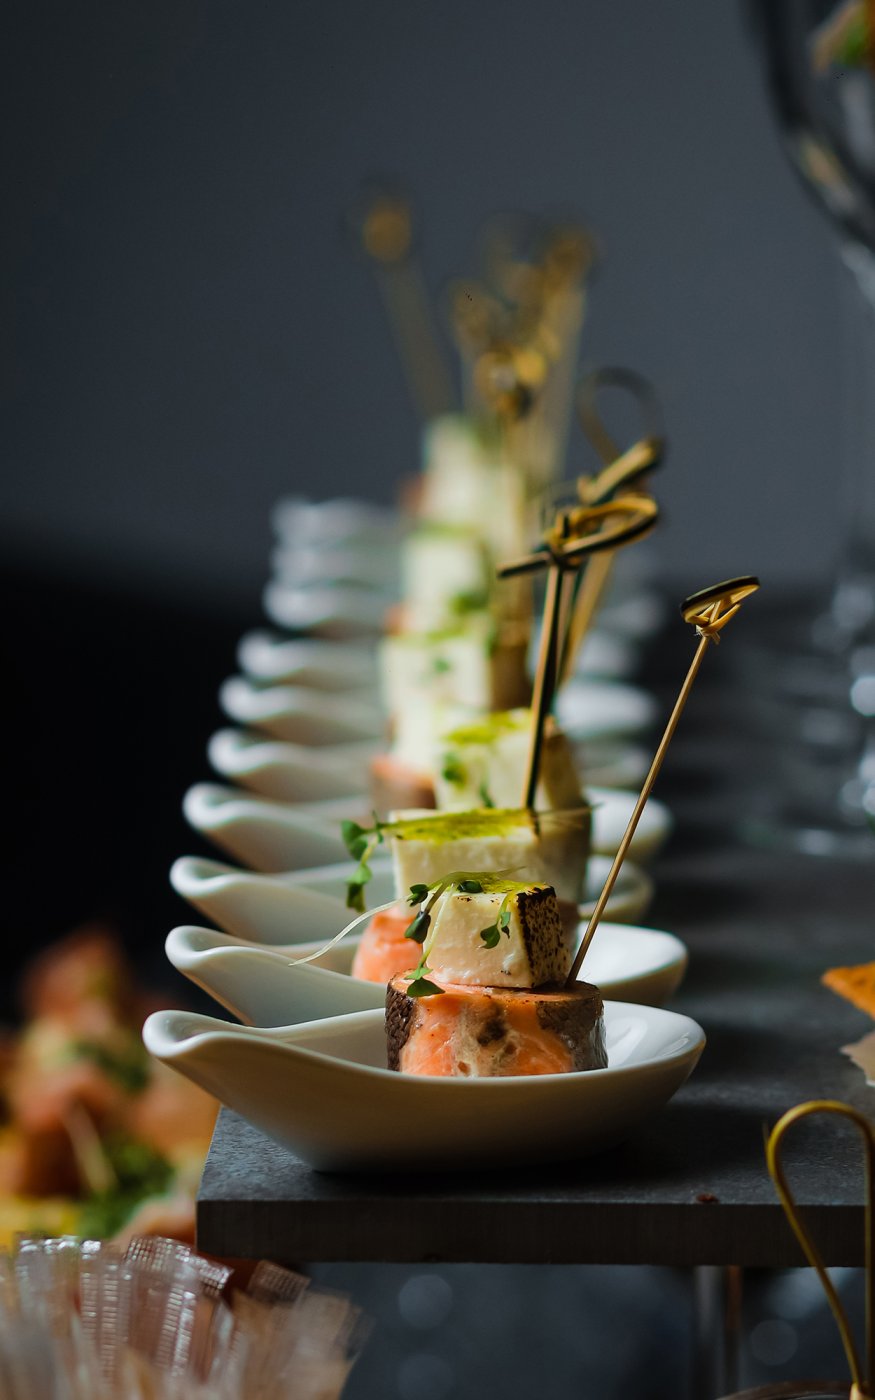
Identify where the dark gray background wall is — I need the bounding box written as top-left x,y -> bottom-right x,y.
4,0 -> 843,610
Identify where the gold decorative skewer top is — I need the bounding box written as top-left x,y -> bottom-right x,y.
558,368 -> 665,685
498,495 -> 661,810
473,341 -> 549,426
767,1101 -> 875,1400
566,574 -> 760,987
460,212 -> 597,484
349,182 -> 454,422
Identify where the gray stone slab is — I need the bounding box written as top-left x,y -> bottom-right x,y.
196,624 -> 875,1266
197,831 -> 875,1266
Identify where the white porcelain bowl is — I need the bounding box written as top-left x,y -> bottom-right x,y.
220,677 -> 384,745
237,632 -> 380,691
271,496 -> 400,547
569,629 -> 637,681
166,919 -> 687,1026
182,782 -> 671,872
270,543 -> 399,592
182,785 -> 348,872
207,726 -> 652,804
555,679 -> 657,740
263,581 -> 388,638
143,1001 -> 705,1172
577,740 -> 650,790
170,852 -> 654,937
207,730 -> 375,803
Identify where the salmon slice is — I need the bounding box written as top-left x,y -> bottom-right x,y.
369,754 -> 436,819
351,905 -> 419,983
386,977 -> 607,1077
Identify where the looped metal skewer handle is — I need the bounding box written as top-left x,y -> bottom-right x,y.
576,365 -> 665,468
498,494 -> 659,580
767,1100 -> 875,1399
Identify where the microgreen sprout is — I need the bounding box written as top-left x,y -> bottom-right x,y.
401,870 -> 492,997
405,910 -> 432,945
441,754 -> 466,786
341,814 -> 385,912
479,891 -> 514,949
478,779 -> 495,808
449,589 -> 489,617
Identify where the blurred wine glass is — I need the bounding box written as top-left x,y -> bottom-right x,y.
746,0 -> 875,853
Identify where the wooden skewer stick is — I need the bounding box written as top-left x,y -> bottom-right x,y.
558,441 -> 663,684
522,525 -> 568,810
567,575 -> 760,986
498,495 -> 661,809
531,224 -> 597,484
558,369 -> 665,685
355,187 -> 455,422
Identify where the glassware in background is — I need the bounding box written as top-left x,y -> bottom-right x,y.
744,1 -> 875,854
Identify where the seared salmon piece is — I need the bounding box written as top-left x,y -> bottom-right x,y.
386,976 -> 607,1077
351,905 -> 419,983
369,754 -> 435,819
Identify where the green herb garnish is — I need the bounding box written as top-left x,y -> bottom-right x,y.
72,1037 -> 150,1095
441,754 -> 467,786
449,589 -> 489,617
478,780 -> 495,808
405,910 -> 432,944
341,814 -> 385,912
401,871 -> 506,997
77,1136 -> 175,1240
479,892 -> 514,949
406,975 -> 445,998
431,655 -> 452,675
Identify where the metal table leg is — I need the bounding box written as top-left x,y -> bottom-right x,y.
692,1265 -> 744,1399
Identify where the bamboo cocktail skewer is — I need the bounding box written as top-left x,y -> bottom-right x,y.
567,575 -> 760,986
766,1100 -> 875,1400
532,224 -> 598,484
497,495 -> 661,809
557,437 -> 663,683
558,369 -> 665,684
353,185 -> 454,421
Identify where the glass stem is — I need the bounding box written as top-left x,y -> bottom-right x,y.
833,243 -> 875,642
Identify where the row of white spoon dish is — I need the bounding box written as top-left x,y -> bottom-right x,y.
151,495 -> 702,1172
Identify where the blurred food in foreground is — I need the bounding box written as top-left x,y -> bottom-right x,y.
0,924 -> 216,1247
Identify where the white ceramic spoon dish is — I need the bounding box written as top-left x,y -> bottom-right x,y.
182,785 -> 348,872
166,925 -> 385,1024
208,726 -> 650,803
571,629 -> 637,681
237,632 -> 380,691
588,786 -> 673,862
170,853 -> 654,940
577,740 -> 650,790
183,782 -> 670,871
271,496 -> 400,547
208,730 -> 375,802
143,1002 -> 705,1172
263,582 -> 388,638
270,543 -> 399,592
555,679 -> 657,740
166,920 -> 687,1026
219,677 -> 384,744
